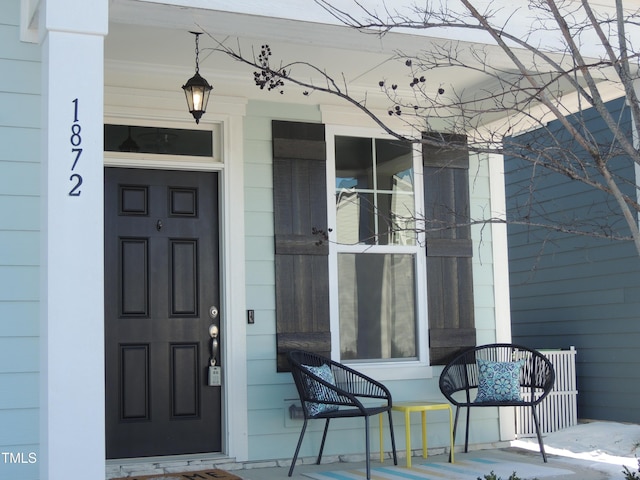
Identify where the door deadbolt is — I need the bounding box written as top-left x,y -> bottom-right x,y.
209,306 -> 219,319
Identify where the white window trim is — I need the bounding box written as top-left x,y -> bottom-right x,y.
103,117 -> 223,170
326,124 -> 432,381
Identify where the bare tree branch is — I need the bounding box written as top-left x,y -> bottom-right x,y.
207,0 -> 640,255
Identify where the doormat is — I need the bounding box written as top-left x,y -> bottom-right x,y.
303,457 -> 574,480
111,469 -> 243,480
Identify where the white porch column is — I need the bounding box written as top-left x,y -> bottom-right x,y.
488,150 -> 512,345
487,150 -> 516,443
40,1 -> 108,479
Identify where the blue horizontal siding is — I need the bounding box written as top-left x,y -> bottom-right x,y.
0,58 -> 40,94
0,267 -> 39,302
0,197 -> 39,230
0,25 -> 39,63
244,164 -> 273,190
245,237 -> 275,260
244,211 -> 275,236
0,161 -> 40,196
506,97 -> 640,423
0,373 -> 38,409
0,232 -> 39,266
0,409 -> 38,445
513,297 -> 640,319
245,285 -> 276,311
515,325 -> 640,346
244,186 -> 273,213
0,127 -> 40,162
0,5 -> 41,475
0,337 -> 39,373
508,238 -> 633,267
0,92 -> 41,129
0,302 -> 39,336
510,265 -> 638,295
244,260 -> 275,286
0,0 -> 18,24
246,360 -> 291,387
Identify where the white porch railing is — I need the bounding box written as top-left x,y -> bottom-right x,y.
516,346 -> 578,437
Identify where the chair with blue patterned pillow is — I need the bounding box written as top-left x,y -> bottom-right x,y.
438,343 -> 555,462
287,350 -> 398,479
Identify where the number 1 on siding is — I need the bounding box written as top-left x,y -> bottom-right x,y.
72,98 -> 79,123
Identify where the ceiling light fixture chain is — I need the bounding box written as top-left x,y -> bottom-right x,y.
193,31 -> 201,73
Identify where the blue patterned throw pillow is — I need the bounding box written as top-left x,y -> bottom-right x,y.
475,359 -> 525,403
302,364 -> 340,416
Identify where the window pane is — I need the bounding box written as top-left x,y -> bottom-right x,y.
335,136 -> 373,189
375,139 -> 413,191
336,191 -> 376,245
377,192 -> 416,245
104,125 -> 213,157
338,253 -> 417,361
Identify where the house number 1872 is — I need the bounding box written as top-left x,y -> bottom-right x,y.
69,98 -> 83,196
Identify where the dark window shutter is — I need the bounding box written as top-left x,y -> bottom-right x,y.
423,133 -> 476,365
272,120 -> 330,372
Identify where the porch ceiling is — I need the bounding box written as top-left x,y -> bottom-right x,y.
106,0 -> 616,129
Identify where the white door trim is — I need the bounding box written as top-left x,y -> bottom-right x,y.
103,95 -> 249,461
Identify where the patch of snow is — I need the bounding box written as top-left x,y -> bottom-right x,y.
512,421 -> 640,474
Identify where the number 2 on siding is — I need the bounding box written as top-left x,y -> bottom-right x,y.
69,174 -> 83,197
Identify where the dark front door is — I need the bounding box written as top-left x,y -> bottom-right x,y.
105,167 -> 221,459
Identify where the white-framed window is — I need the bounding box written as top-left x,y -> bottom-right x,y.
326,126 -> 429,371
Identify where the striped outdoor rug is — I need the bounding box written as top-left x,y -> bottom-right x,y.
303,457 -> 574,480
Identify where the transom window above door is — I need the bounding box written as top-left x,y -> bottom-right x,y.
329,133 -> 426,364
104,124 -> 216,158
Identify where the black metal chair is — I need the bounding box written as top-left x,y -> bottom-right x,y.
287,350 -> 398,479
438,343 -> 555,462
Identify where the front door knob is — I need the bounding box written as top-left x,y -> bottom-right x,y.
209,324 -> 218,338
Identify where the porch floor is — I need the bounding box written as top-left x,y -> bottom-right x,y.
238,447 -> 625,480
107,421 -> 640,480
106,446 -> 627,480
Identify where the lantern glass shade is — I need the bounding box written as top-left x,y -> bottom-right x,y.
182,71 -> 212,124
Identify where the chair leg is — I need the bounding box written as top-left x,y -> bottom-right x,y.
387,409 -> 398,465
464,406 -> 470,453
450,406 -> 461,463
316,418 -> 331,465
531,405 -> 548,463
289,419 -> 308,477
364,416 -> 371,480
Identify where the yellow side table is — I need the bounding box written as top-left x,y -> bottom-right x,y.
380,401 -> 454,468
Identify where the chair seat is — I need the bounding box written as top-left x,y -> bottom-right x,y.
459,400 -> 533,407
311,406 -> 390,419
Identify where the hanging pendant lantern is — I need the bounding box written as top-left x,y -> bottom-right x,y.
182,32 -> 212,124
